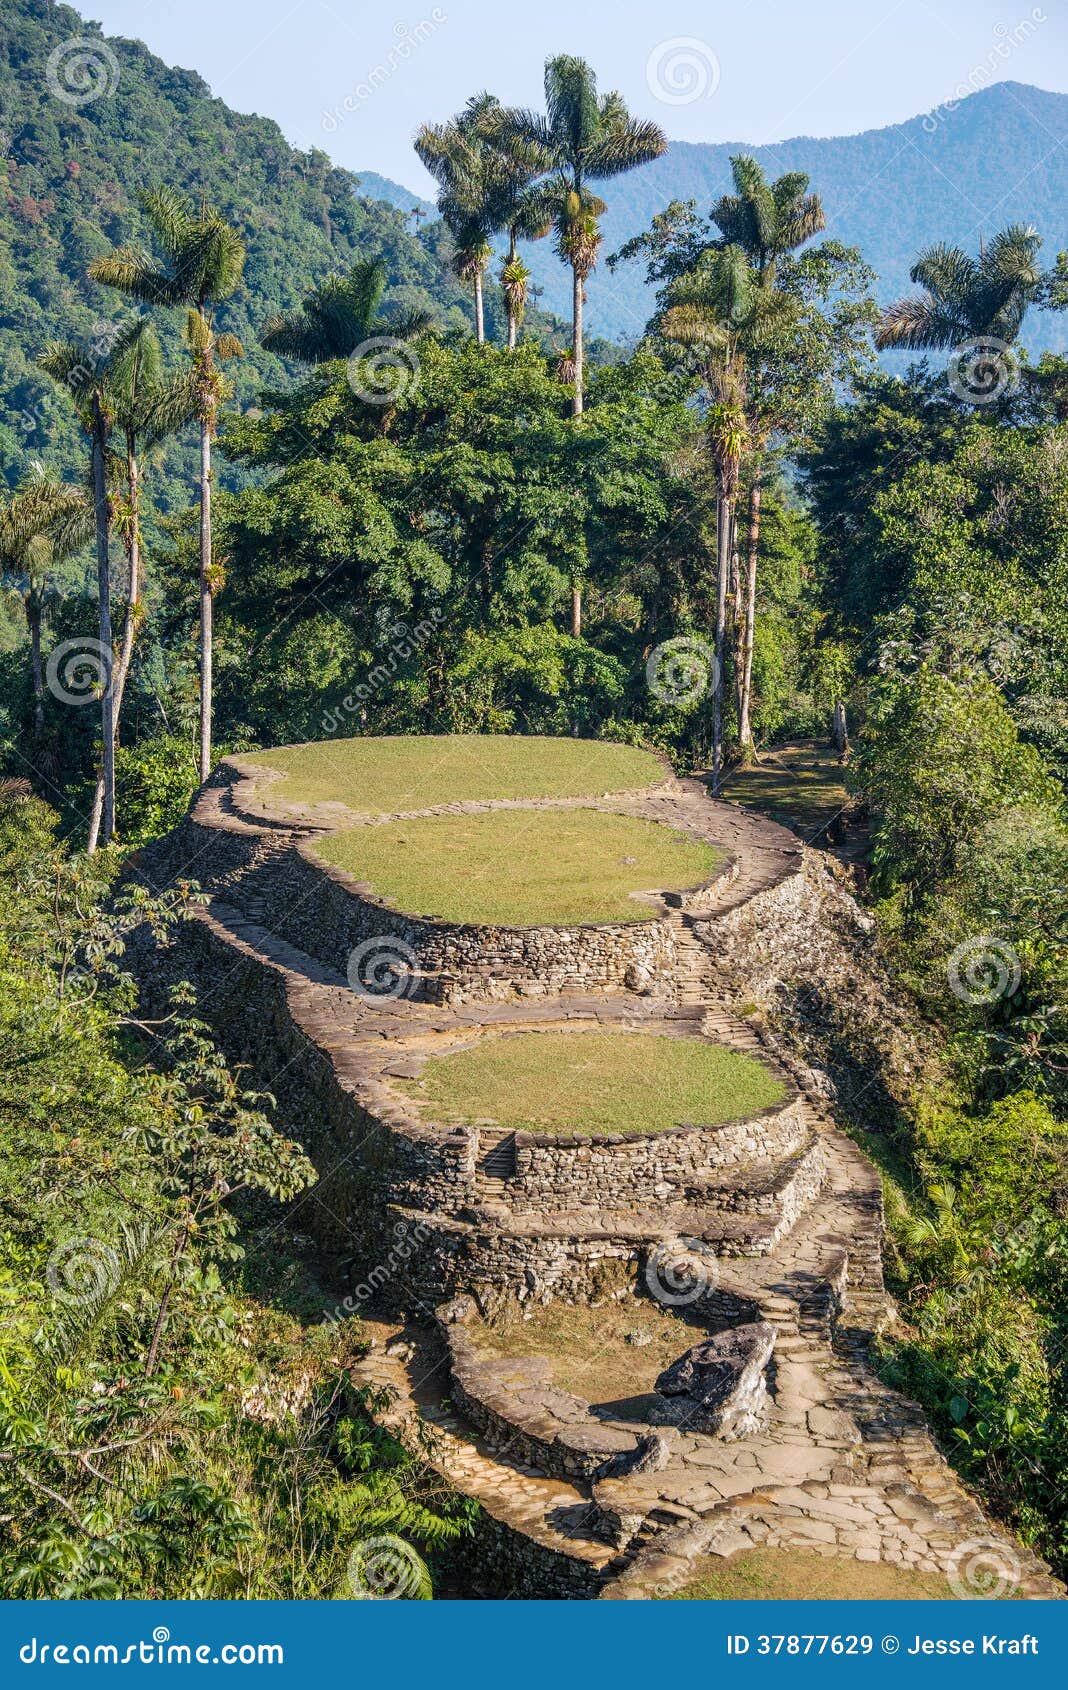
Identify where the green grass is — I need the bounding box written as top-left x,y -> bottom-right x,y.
238,734 -> 665,816
398,1030 -> 787,1137
312,809 -> 722,925
721,740 -> 848,834
472,1299 -> 706,1404
662,1549 -> 964,1601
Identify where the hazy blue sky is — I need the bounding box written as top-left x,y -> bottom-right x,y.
85,0 -> 1068,191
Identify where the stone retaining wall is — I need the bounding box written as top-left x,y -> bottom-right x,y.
148,808 -> 679,1008
503,1097 -> 808,1213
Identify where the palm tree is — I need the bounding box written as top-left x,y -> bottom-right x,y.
415,99 -> 500,344
90,326 -> 194,850
88,189 -> 246,784
711,156 -> 825,285
876,224 -> 1042,350
502,57 -> 667,416
660,246 -> 757,792
0,475 -> 90,738
708,158 -> 826,755
469,98 -> 553,350
261,259 -> 431,363
39,323 -> 146,846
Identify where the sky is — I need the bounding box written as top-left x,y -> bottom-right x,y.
83,0 -> 1068,193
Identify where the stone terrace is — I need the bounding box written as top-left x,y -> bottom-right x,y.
130,744 -> 1064,1601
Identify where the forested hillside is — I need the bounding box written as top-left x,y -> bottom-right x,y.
0,0 -> 479,495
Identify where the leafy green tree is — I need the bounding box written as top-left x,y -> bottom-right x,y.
88,190 -> 246,785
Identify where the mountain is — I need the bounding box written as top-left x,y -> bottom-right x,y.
354,172 -> 434,220
0,0 -> 478,493
369,82 -> 1068,352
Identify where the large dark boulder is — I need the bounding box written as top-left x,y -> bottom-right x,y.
649,1320 -> 775,1439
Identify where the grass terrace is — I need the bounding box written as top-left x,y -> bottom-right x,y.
398,1030 -> 787,1137
312,809 -> 722,925
471,1299 -> 710,1404
662,1550 -> 967,1601
237,734 -> 665,816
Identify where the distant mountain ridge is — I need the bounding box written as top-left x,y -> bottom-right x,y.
365,82 -> 1068,351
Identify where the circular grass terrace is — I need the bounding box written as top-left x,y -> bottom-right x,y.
237,734 -> 666,817
312,809 -> 723,926
397,1030 -> 787,1138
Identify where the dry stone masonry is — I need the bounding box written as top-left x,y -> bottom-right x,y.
130,747 -> 1064,1601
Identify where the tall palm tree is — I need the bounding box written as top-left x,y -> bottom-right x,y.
708,158 -> 826,755
0,475 -> 90,738
502,57 -> 667,416
88,188 -> 246,784
415,98 -> 501,344
875,224 -> 1042,350
660,246 -> 757,792
261,259 -> 431,363
88,326 -> 194,851
469,98 -> 553,350
39,322 -> 151,846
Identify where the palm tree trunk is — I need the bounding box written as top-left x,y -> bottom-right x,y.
738,481 -> 762,755
29,600 -> 44,736
506,231 -> 517,351
572,264 -> 584,417
571,582 -> 582,638
712,488 -> 731,796
88,440 -> 142,836
198,418 -> 213,785
474,270 -> 485,345
90,399 -> 115,851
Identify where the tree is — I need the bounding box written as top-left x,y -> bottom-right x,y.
415,99 -> 500,344
502,56 -> 666,418
659,245 -> 757,790
261,260 -> 432,363
876,225 -> 1043,350
88,189 -> 246,785
38,322 -> 158,847
0,475 -> 90,738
